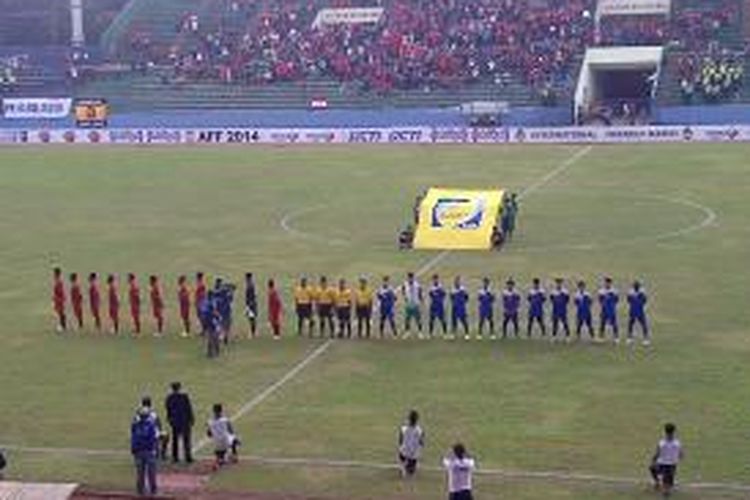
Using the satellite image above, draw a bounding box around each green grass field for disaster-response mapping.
[1,143,749,499]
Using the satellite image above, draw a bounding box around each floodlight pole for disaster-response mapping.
[70,0,85,47]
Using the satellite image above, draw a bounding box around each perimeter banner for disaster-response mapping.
[413,188,504,250]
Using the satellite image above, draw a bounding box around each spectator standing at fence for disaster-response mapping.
[131,407,158,496]
[165,382,194,463]
[443,443,475,500]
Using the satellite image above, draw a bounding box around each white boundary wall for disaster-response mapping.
[0,125,747,145]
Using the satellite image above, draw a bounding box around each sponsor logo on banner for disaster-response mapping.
[146,129,182,144]
[63,131,76,143]
[602,127,683,142]
[431,197,487,230]
[597,0,670,17]
[472,127,507,143]
[695,126,740,141]
[108,129,144,144]
[2,98,72,119]
[88,130,101,143]
[196,129,259,143]
[520,128,599,143]
[348,130,383,143]
[388,129,424,143]
[313,7,384,28]
[268,130,300,143]
[0,130,19,144]
[303,130,337,143]
[431,127,469,143]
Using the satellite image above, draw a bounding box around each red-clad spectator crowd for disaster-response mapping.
[114,0,742,99]
[125,0,597,95]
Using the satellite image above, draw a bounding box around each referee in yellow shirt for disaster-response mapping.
[355,277,374,338]
[335,278,353,339]
[294,277,315,337]
[316,276,336,338]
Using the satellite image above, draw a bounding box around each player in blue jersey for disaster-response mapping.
[477,277,496,339]
[627,280,650,346]
[450,276,470,339]
[550,278,570,341]
[574,280,594,339]
[598,277,620,343]
[502,279,521,338]
[377,276,398,338]
[526,278,546,337]
[428,274,447,337]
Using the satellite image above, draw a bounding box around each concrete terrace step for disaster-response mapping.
[0,481,78,500]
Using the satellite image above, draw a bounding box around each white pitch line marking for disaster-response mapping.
[192,339,332,453]
[3,447,749,493]
[280,207,350,247]
[506,192,718,254]
[412,145,593,276]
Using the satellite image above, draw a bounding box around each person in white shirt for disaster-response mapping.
[443,443,475,500]
[401,272,424,338]
[649,423,684,497]
[206,403,240,469]
[398,410,425,477]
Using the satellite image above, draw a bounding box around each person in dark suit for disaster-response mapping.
[165,381,194,463]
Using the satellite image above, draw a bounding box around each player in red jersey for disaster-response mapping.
[107,274,120,334]
[88,272,102,331]
[128,273,142,335]
[195,272,207,335]
[149,275,165,336]
[70,273,84,329]
[52,267,67,332]
[177,275,191,337]
[268,279,283,340]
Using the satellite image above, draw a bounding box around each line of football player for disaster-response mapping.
[51,268,650,345]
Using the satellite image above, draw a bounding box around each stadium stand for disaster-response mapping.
[0,0,749,123]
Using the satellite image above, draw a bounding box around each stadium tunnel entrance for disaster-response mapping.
[576,46,664,126]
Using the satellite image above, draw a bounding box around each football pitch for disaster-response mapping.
[0,143,749,499]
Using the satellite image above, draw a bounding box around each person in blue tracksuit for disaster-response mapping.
[502,279,521,338]
[598,277,620,343]
[450,276,470,339]
[627,280,650,346]
[526,278,546,337]
[477,277,495,339]
[428,274,448,337]
[549,278,570,340]
[574,280,594,339]
[377,276,398,338]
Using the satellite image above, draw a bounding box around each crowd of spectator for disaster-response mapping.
[678,52,744,103]
[108,0,746,104]
[597,0,739,51]
[135,0,597,97]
